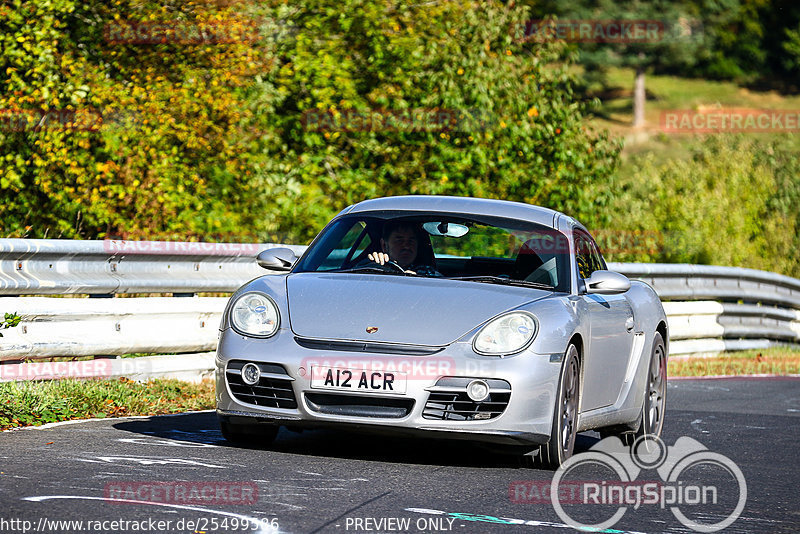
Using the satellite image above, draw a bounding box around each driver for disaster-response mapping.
[367,221,438,275]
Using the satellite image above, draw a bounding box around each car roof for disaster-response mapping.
[340,195,564,228]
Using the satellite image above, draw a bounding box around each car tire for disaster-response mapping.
[528,343,581,469]
[599,332,666,446]
[637,332,667,440]
[219,419,279,448]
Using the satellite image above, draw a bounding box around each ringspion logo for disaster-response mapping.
[548,436,747,532]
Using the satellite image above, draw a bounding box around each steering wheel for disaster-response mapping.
[376,259,408,274]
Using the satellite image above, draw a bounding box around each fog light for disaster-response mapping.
[466,380,490,402]
[241,363,261,385]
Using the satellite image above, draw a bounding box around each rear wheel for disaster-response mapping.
[219,419,279,448]
[530,343,580,469]
[639,332,667,439]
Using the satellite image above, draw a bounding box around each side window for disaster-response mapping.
[318,221,372,270]
[575,231,604,280]
[575,234,593,279]
[588,238,606,272]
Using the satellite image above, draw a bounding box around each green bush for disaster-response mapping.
[0,0,276,240]
[0,312,21,337]
[1,0,620,243]
[608,135,800,277]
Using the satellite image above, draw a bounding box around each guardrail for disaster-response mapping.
[608,262,800,356]
[0,239,798,371]
[0,238,305,295]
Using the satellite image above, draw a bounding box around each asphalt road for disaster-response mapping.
[1,377,798,534]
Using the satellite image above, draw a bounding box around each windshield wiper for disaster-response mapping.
[446,275,555,290]
[335,267,395,274]
[334,266,409,275]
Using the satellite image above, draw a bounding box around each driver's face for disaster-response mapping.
[382,228,418,268]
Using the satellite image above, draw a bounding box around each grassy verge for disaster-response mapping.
[668,347,800,377]
[2,346,796,431]
[0,377,214,431]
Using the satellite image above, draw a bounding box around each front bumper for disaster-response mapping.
[215,328,564,447]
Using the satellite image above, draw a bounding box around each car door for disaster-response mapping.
[575,230,635,411]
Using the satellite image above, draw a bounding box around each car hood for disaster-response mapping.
[286,273,551,346]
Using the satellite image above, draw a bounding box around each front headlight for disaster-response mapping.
[473,312,537,356]
[230,292,280,338]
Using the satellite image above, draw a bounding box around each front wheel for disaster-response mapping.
[530,343,581,469]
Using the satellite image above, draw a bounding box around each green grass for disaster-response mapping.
[668,347,800,377]
[0,377,214,430]
[596,67,800,131]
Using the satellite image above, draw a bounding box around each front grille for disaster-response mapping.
[305,393,414,419]
[226,361,297,409]
[423,377,511,421]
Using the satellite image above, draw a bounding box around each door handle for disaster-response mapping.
[625,316,634,332]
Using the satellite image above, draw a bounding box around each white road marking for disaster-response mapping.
[691,418,711,434]
[89,456,226,468]
[117,437,217,448]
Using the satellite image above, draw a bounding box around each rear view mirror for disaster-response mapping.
[423,221,469,238]
[257,247,298,271]
[585,270,631,295]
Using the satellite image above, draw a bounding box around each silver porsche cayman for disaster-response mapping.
[215,196,668,467]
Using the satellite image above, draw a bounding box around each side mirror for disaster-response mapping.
[257,247,298,271]
[585,270,631,295]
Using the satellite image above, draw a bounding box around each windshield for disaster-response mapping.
[294,212,571,293]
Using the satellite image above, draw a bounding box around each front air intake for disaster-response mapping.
[226,361,297,409]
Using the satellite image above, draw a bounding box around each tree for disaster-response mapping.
[256,0,622,243]
[0,0,277,240]
[1,0,621,244]
[522,0,707,127]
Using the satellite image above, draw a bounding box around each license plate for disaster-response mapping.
[310,366,407,394]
